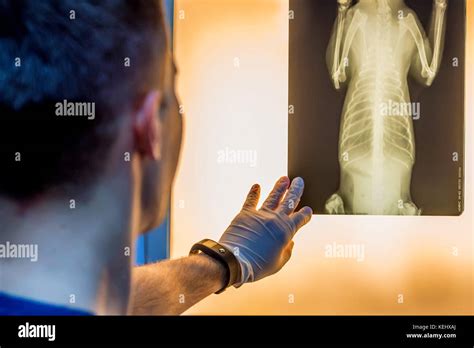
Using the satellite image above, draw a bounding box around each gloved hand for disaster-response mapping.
[219,177,313,287]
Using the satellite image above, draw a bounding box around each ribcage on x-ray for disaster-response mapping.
[339,27,415,171]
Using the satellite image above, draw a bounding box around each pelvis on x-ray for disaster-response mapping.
[288,0,465,216]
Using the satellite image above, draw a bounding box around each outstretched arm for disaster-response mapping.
[406,0,448,86]
[130,177,312,315]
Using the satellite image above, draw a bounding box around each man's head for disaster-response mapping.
[0,0,182,232]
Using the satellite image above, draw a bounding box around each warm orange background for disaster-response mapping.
[171,0,473,314]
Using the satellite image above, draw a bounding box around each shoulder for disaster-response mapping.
[346,4,359,20]
[398,6,419,20]
[346,4,369,22]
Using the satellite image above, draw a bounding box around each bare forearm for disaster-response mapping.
[130,254,226,315]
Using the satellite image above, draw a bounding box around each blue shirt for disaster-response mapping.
[0,292,93,315]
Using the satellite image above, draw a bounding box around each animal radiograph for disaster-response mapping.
[325,0,448,215]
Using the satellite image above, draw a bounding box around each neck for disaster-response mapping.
[0,168,136,314]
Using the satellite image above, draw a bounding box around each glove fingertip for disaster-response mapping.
[302,206,313,217]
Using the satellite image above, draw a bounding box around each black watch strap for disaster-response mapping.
[189,239,241,294]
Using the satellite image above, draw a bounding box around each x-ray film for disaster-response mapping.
[289,0,465,216]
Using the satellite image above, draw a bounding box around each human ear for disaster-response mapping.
[133,90,162,160]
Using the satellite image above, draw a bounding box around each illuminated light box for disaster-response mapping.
[172,0,473,315]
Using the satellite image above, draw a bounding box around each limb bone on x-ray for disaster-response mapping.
[325,0,448,215]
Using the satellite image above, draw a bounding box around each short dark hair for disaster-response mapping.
[0,0,167,200]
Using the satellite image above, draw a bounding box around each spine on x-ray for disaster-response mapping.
[339,3,414,173]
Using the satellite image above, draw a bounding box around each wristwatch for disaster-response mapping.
[189,239,241,294]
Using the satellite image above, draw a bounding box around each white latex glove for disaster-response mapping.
[219,177,313,287]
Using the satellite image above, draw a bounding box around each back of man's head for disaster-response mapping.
[0,0,166,200]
